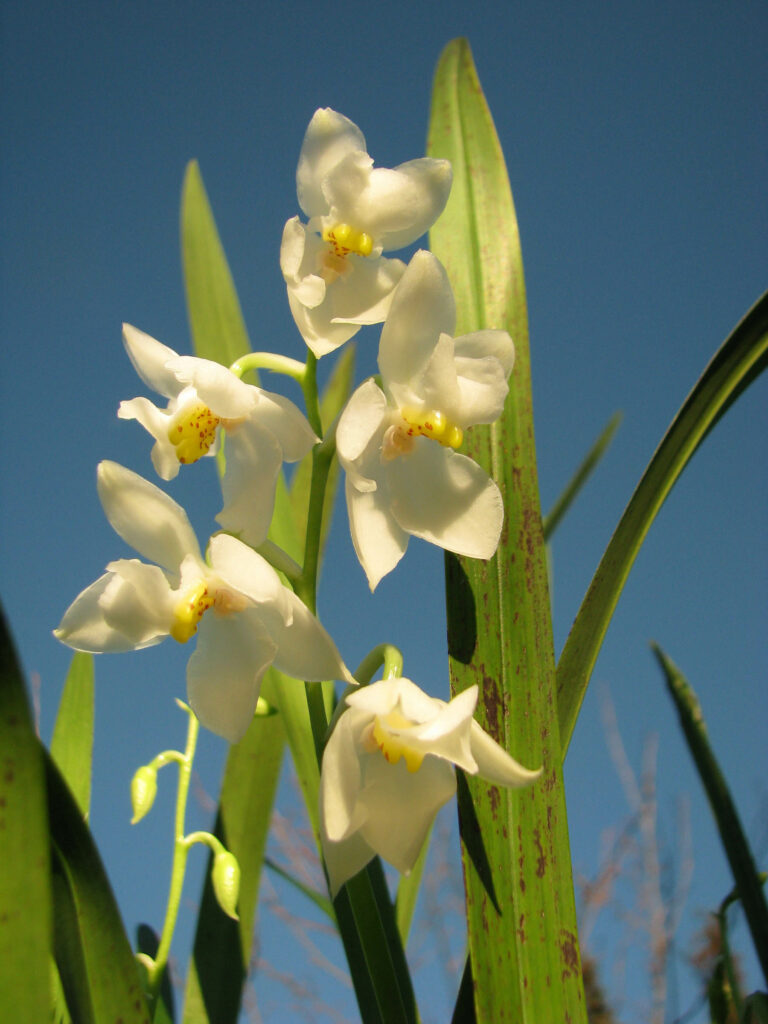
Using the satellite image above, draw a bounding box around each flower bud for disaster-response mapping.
[212,850,240,920]
[130,765,158,824]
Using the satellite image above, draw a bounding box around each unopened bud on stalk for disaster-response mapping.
[212,850,241,920]
[130,765,158,824]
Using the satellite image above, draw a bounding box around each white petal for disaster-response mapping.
[288,291,361,358]
[319,708,369,842]
[400,332,461,424]
[251,391,317,461]
[168,356,256,419]
[122,324,183,399]
[187,610,277,743]
[100,559,174,645]
[269,590,353,683]
[297,109,366,219]
[215,420,283,548]
[325,158,452,251]
[280,218,328,307]
[453,329,515,377]
[97,461,202,571]
[208,533,291,623]
[357,752,456,874]
[345,475,409,591]
[378,251,455,392]
[55,572,163,653]
[336,379,389,466]
[469,720,543,788]
[387,444,503,560]
[321,828,375,899]
[117,397,181,480]
[287,255,404,358]
[453,354,511,426]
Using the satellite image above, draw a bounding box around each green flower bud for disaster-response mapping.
[212,850,241,920]
[130,765,158,824]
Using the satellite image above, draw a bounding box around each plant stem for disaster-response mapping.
[146,706,199,1009]
[229,351,306,382]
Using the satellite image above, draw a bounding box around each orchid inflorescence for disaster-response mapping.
[55,107,540,903]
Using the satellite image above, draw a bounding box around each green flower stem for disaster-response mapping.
[229,351,307,383]
[354,644,404,684]
[145,703,200,1009]
[182,830,227,856]
[148,749,185,771]
[300,351,323,437]
[716,892,745,1018]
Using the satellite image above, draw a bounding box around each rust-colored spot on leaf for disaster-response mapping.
[559,928,580,980]
[532,827,546,878]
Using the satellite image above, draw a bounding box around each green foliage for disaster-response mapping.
[429,38,586,1023]
[51,651,95,818]
[0,607,52,1022]
[557,292,768,756]
[654,644,768,985]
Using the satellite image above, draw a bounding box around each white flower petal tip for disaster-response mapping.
[283,110,451,355]
[319,677,538,894]
[118,326,315,545]
[337,251,513,585]
[55,467,342,743]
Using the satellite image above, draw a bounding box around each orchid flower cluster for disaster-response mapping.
[55,108,540,909]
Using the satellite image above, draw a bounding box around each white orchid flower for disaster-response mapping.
[281,108,452,358]
[117,324,317,547]
[319,676,541,895]
[54,462,351,743]
[336,250,515,590]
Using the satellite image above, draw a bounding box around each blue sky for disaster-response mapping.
[2,1,766,1020]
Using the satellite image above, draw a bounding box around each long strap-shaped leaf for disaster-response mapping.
[50,651,95,818]
[557,291,768,756]
[429,39,586,1022]
[653,644,768,984]
[0,607,52,1021]
[46,732,149,1022]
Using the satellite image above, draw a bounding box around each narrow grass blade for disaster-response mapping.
[543,411,622,541]
[264,856,334,920]
[181,161,253,366]
[0,608,51,1022]
[429,38,586,1022]
[557,292,768,755]
[653,643,768,984]
[47,747,149,1023]
[50,651,94,818]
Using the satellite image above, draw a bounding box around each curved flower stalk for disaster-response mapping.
[280,107,452,358]
[118,324,317,546]
[54,462,351,743]
[319,676,541,895]
[336,249,515,589]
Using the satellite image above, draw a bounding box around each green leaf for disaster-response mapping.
[181,692,286,1024]
[429,38,586,1023]
[50,651,95,818]
[0,607,51,1022]
[653,644,768,985]
[47,747,149,1023]
[335,860,418,1024]
[395,820,432,946]
[181,160,253,367]
[542,411,622,541]
[557,291,768,755]
[264,856,334,920]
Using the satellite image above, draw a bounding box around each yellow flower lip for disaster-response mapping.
[168,400,220,465]
[322,222,374,259]
[401,408,463,449]
[372,708,425,773]
[170,580,215,644]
